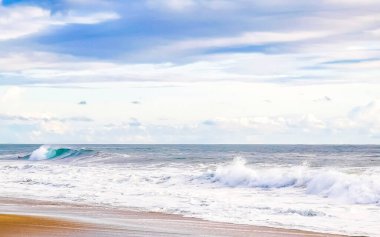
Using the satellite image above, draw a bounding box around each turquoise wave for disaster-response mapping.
[21,146,94,160]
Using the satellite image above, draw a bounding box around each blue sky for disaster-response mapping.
[1,0,380,143]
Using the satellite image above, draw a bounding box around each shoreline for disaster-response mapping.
[0,197,350,237]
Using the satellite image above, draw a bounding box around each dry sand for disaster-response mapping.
[0,197,348,237]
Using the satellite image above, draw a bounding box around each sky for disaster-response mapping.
[1,0,380,144]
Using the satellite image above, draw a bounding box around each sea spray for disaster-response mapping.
[29,145,51,160]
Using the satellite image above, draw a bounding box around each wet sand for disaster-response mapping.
[0,214,106,237]
[0,197,348,237]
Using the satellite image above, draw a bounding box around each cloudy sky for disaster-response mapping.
[1,0,380,144]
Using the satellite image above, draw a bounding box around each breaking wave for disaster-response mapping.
[26,145,94,161]
[204,157,380,204]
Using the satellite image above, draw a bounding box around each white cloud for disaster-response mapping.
[369,28,380,36]
[0,51,318,84]
[146,0,195,11]
[324,0,380,6]
[0,86,24,102]
[158,31,332,53]
[53,11,119,25]
[215,114,327,133]
[2,0,380,144]
[145,0,235,11]
[2,101,380,144]
[40,120,68,134]
[0,6,49,41]
[0,4,119,41]
[0,48,379,86]
[349,100,380,133]
[2,0,380,86]
[0,112,93,123]
[65,0,111,5]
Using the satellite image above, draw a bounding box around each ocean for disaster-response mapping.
[0,144,379,236]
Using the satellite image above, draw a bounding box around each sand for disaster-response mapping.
[0,197,349,237]
[0,214,104,237]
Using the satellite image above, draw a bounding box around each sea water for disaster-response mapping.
[0,144,379,236]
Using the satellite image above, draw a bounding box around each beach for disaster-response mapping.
[0,197,348,237]
[1,145,379,236]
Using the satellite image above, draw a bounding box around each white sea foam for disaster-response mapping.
[1,155,380,236]
[206,157,380,204]
[29,145,50,161]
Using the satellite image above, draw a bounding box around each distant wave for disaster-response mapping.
[204,157,380,204]
[26,145,94,161]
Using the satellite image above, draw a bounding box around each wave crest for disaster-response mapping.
[28,145,93,161]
